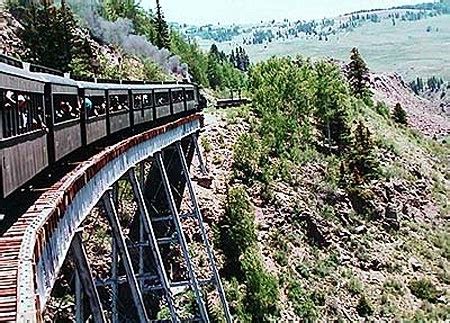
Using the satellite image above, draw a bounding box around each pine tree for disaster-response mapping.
[344,121,379,185]
[154,0,170,49]
[229,49,236,67]
[347,47,371,98]
[206,55,221,90]
[209,44,220,60]
[19,2,95,74]
[393,102,408,125]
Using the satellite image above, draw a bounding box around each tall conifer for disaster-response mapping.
[154,0,170,49]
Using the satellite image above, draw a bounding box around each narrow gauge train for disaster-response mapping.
[0,54,202,199]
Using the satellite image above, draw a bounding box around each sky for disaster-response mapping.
[141,0,429,25]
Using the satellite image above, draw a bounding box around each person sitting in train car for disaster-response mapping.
[134,95,142,109]
[110,96,119,111]
[32,105,49,133]
[57,101,78,122]
[83,97,98,118]
[142,94,150,108]
[17,94,30,132]
[99,99,107,115]
[158,96,165,106]
[117,97,129,111]
[3,91,16,136]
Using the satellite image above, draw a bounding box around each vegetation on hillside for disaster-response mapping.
[179,0,450,46]
[6,0,246,91]
[213,50,449,320]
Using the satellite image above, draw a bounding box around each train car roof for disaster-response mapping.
[0,61,46,83]
[76,80,196,90]
[33,72,78,87]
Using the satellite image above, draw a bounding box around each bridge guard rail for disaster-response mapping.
[0,114,203,322]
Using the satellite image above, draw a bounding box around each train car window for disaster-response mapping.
[142,93,153,109]
[155,92,169,107]
[86,96,107,118]
[54,94,80,124]
[171,90,184,104]
[1,89,46,138]
[186,90,195,101]
[133,94,143,110]
[109,95,129,113]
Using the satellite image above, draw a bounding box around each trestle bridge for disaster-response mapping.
[0,55,231,322]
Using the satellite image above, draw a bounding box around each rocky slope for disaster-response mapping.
[370,72,450,139]
[0,8,154,80]
[195,105,449,321]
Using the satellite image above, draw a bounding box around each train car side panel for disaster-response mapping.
[86,116,107,145]
[54,122,82,160]
[1,134,48,197]
[110,111,130,134]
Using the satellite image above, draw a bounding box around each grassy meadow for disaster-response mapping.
[201,15,450,82]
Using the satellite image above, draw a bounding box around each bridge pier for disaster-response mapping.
[70,231,106,323]
[59,138,230,322]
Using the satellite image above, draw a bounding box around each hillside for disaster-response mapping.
[203,14,450,83]
[370,72,450,138]
[195,57,450,321]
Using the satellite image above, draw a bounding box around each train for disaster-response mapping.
[0,54,204,199]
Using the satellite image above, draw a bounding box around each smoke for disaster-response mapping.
[84,13,188,78]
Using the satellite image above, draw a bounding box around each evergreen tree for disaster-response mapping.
[345,121,379,185]
[102,0,140,22]
[154,0,170,49]
[393,102,408,125]
[207,45,221,89]
[209,44,220,60]
[347,47,371,98]
[19,2,92,73]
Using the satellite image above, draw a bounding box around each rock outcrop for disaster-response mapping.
[370,72,450,138]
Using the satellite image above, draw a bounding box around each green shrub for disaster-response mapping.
[408,278,440,302]
[375,101,391,119]
[143,59,165,81]
[347,276,363,295]
[288,280,318,320]
[356,295,374,317]
[201,136,213,153]
[233,134,263,182]
[219,187,257,270]
[241,248,279,321]
[383,278,404,296]
[224,278,251,322]
[393,102,408,125]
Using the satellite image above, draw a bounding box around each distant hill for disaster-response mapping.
[177,2,449,83]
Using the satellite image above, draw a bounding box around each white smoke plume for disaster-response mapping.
[84,13,188,78]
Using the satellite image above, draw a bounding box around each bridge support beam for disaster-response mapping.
[70,231,106,323]
[128,167,179,322]
[102,190,149,323]
[192,133,208,175]
[176,141,232,323]
[155,151,210,322]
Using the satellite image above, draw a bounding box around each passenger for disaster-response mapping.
[17,95,29,131]
[158,96,165,106]
[84,97,98,117]
[110,96,119,111]
[57,101,77,122]
[4,91,16,136]
[134,95,142,109]
[32,106,48,133]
